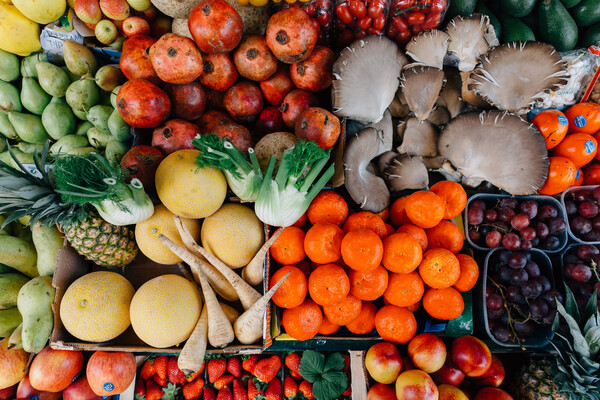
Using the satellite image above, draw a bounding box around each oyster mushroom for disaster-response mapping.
[436,68,466,118]
[344,127,390,212]
[469,42,569,114]
[405,30,450,69]
[332,36,407,123]
[427,107,450,127]
[366,109,393,156]
[378,150,397,174]
[400,66,445,121]
[460,70,491,109]
[438,111,549,195]
[385,154,429,192]
[446,14,499,72]
[398,118,439,158]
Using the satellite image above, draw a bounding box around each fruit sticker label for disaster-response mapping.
[558,115,568,125]
[575,115,588,127]
[585,140,596,154]
[104,382,114,392]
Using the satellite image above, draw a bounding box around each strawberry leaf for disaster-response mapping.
[299,350,325,383]
[323,353,345,373]
[313,372,348,400]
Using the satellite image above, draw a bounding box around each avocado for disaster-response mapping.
[571,0,600,28]
[520,10,540,36]
[560,0,582,7]
[500,0,537,17]
[475,2,502,39]
[538,0,579,51]
[580,22,600,47]
[446,0,477,18]
[500,13,536,42]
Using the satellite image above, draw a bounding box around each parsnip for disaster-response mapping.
[241,228,283,286]
[219,302,241,324]
[178,305,208,375]
[196,267,235,348]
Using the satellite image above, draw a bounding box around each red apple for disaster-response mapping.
[367,383,396,400]
[451,336,492,377]
[473,355,505,387]
[117,78,171,128]
[0,384,16,399]
[29,348,84,392]
[86,351,136,396]
[365,342,403,385]
[431,358,465,387]
[122,16,150,37]
[407,333,447,373]
[438,384,469,400]
[63,376,102,400]
[17,375,62,400]
[395,370,438,400]
[0,337,29,389]
[152,119,200,155]
[119,35,159,84]
[474,387,513,400]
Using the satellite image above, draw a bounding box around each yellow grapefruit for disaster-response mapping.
[129,274,201,348]
[155,149,227,219]
[201,203,264,269]
[135,204,201,265]
[59,271,135,342]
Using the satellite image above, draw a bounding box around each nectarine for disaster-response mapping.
[408,333,447,373]
[365,342,403,384]
[367,383,397,400]
[473,355,505,387]
[395,370,438,400]
[431,359,465,387]
[438,384,469,400]
[451,336,492,377]
[474,387,513,400]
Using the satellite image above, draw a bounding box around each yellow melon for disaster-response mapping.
[201,203,264,269]
[129,274,201,348]
[60,271,135,343]
[155,149,227,219]
[135,204,201,265]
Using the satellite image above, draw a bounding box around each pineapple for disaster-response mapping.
[517,287,600,400]
[0,144,138,268]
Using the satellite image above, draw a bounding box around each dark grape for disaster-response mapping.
[574,189,593,203]
[498,266,514,284]
[522,280,543,298]
[542,309,558,325]
[502,233,521,251]
[500,198,518,209]
[468,229,482,243]
[490,325,510,342]
[571,216,593,236]
[579,202,599,219]
[485,209,498,223]
[525,252,532,261]
[593,187,600,202]
[533,222,550,239]
[499,250,511,264]
[498,207,516,223]
[542,236,561,251]
[565,200,578,215]
[511,269,529,286]
[541,289,563,308]
[564,254,582,264]
[508,252,527,269]
[593,216,600,230]
[583,230,600,242]
[570,264,592,282]
[511,214,530,230]
[485,286,495,298]
[564,263,577,280]
[535,276,552,292]
[532,237,540,247]
[519,200,538,219]
[521,239,533,251]
[487,307,506,320]
[486,231,502,248]
[538,205,558,220]
[524,261,540,278]
[548,218,567,235]
[470,199,487,210]
[492,221,510,233]
[521,227,536,241]
[506,286,524,303]
[480,225,492,237]
[514,321,535,337]
[467,207,485,225]
[530,299,549,319]
[577,245,599,260]
[487,293,504,310]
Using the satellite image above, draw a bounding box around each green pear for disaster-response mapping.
[0,148,22,166]
[17,142,42,153]
[66,77,100,114]
[0,81,21,112]
[8,112,51,143]
[9,152,34,168]
[87,127,113,149]
[50,135,89,155]
[86,105,112,133]
[0,111,17,140]
[36,62,71,97]
[0,49,20,82]
[67,147,96,156]
[63,40,98,76]
[20,52,47,78]
[42,97,76,140]
[72,108,88,121]
[109,37,125,52]
[108,109,131,141]
[61,66,80,83]
[110,85,120,109]
[75,120,93,136]
[105,140,129,163]
[20,77,50,115]
[95,65,124,92]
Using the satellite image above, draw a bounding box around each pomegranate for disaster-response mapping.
[163,82,206,121]
[256,106,286,135]
[199,53,238,91]
[117,78,171,128]
[149,33,203,84]
[205,88,227,111]
[188,0,243,54]
[214,121,253,152]
[290,45,334,92]
[224,81,263,123]
[280,89,318,128]
[152,119,200,155]
[233,35,278,82]
[295,107,340,149]
[199,110,232,132]
[120,145,164,191]
[266,8,318,63]
[119,35,160,84]
[260,64,295,106]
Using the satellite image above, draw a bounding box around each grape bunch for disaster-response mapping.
[467,197,566,251]
[485,250,562,345]
[564,186,600,242]
[563,244,600,310]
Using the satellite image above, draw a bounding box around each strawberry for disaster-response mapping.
[208,358,227,383]
[298,381,313,400]
[284,377,297,399]
[146,379,163,400]
[343,354,350,374]
[154,373,168,387]
[215,375,235,390]
[242,355,258,374]
[134,378,145,398]
[284,353,301,377]
[227,357,242,378]
[342,384,352,397]
[290,370,302,381]
[162,382,181,400]
[183,377,205,400]
[204,386,217,400]
[140,358,156,380]
[248,379,263,400]
[265,379,282,400]
[168,356,187,385]
[187,368,204,383]
[217,385,233,400]
[233,378,248,400]
[254,355,281,383]
[154,355,169,380]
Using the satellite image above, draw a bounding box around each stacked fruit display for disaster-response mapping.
[562,244,600,310]
[365,335,513,400]
[466,196,567,251]
[484,249,560,345]
[269,182,478,344]
[563,185,600,242]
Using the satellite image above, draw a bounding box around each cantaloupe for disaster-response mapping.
[201,203,264,269]
[129,274,201,348]
[60,271,135,343]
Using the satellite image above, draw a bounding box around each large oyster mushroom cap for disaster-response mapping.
[398,118,439,158]
[438,111,549,195]
[446,14,498,72]
[400,66,445,121]
[469,42,569,115]
[437,68,466,119]
[385,154,429,192]
[405,30,450,69]
[332,36,407,123]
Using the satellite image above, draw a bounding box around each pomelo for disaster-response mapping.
[201,203,264,269]
[60,271,135,342]
[129,274,201,348]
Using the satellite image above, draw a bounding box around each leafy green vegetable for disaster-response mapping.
[299,351,349,400]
